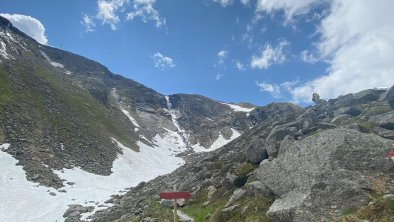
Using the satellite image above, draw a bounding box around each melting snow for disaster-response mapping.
[0,143,10,150]
[0,137,185,222]
[221,102,254,112]
[0,40,10,60]
[121,108,140,131]
[40,50,71,75]
[192,129,240,153]
[165,96,184,133]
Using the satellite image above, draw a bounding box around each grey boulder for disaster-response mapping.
[256,128,393,222]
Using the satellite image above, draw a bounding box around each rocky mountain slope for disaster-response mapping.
[0,15,268,222]
[0,15,258,188]
[1,15,394,222]
[89,87,394,222]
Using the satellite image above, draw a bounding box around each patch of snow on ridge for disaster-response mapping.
[121,108,140,131]
[40,50,71,75]
[0,40,9,60]
[0,143,10,150]
[0,138,185,222]
[192,129,241,153]
[222,102,254,112]
[165,96,184,133]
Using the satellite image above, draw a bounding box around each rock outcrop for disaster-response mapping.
[256,128,394,221]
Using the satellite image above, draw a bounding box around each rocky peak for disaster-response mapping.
[0,16,12,28]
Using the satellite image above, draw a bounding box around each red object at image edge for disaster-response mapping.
[160,192,192,199]
[387,150,394,158]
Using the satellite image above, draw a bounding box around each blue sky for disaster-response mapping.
[1,0,393,106]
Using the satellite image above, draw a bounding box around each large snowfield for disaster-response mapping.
[0,128,240,222]
[0,98,241,222]
[0,136,185,222]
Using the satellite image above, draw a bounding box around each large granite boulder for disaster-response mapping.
[244,140,268,164]
[256,128,394,222]
[369,111,394,130]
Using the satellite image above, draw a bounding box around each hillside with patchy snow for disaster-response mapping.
[0,15,263,222]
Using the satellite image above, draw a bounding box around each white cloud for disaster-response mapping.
[250,40,289,69]
[256,80,299,98]
[299,50,317,63]
[0,13,48,45]
[256,0,323,22]
[292,0,394,102]
[126,0,165,28]
[215,50,228,67]
[234,60,245,71]
[152,52,175,70]
[81,14,96,32]
[213,0,234,7]
[96,0,127,30]
[83,0,164,31]
[217,50,227,58]
[240,0,250,6]
[255,1,394,103]
[216,74,224,80]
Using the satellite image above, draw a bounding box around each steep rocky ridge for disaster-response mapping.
[89,86,394,222]
[0,14,258,191]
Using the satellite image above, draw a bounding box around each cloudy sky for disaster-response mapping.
[1,0,393,105]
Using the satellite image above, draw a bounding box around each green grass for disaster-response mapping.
[0,66,13,105]
[182,186,272,222]
[32,65,135,147]
[234,162,256,177]
[209,195,271,222]
[120,200,175,222]
[182,197,227,222]
[206,161,224,173]
[142,200,175,222]
[342,208,355,216]
[339,192,394,222]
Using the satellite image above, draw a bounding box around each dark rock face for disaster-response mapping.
[168,94,253,148]
[330,89,387,109]
[256,129,394,221]
[369,111,394,130]
[244,141,268,164]
[333,107,361,117]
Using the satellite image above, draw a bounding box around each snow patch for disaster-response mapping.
[177,210,194,222]
[192,129,241,153]
[0,143,10,150]
[0,136,185,222]
[40,50,71,74]
[0,40,10,60]
[121,108,140,131]
[165,96,184,133]
[221,102,255,112]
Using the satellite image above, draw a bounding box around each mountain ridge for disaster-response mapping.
[0,13,261,199]
[1,15,393,222]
